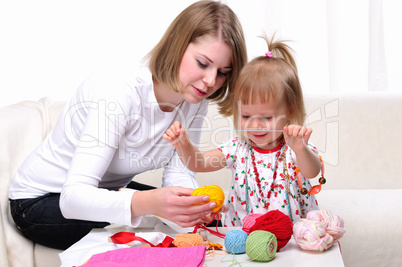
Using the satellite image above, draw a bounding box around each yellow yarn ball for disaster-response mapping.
[191,185,225,212]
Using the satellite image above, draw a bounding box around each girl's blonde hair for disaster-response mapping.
[147,0,247,114]
[233,35,306,133]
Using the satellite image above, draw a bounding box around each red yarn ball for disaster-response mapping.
[248,210,293,251]
[242,213,264,235]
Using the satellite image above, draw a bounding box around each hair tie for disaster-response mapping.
[265,51,273,58]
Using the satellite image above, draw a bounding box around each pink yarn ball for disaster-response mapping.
[242,213,263,235]
[293,210,346,252]
[306,210,345,241]
[293,219,334,252]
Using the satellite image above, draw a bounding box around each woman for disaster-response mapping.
[9,0,247,250]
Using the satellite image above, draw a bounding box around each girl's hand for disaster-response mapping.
[200,204,228,224]
[283,125,321,178]
[163,121,186,148]
[131,187,217,228]
[283,125,313,153]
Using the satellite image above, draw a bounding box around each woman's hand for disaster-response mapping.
[131,187,217,228]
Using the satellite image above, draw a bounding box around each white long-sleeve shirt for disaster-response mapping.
[9,65,207,227]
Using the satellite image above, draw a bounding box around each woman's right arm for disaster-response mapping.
[163,121,226,172]
[61,106,216,228]
[60,87,135,226]
[130,186,217,228]
[61,73,219,228]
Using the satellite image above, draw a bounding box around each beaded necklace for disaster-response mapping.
[281,145,297,221]
[245,138,286,213]
[245,138,325,221]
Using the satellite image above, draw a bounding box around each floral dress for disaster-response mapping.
[218,137,320,226]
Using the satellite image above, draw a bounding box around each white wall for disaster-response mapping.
[0,0,198,106]
[1,0,401,107]
[0,0,315,107]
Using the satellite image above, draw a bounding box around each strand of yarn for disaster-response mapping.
[248,210,293,251]
[194,222,226,239]
[242,213,263,235]
[246,230,277,262]
[306,210,345,241]
[293,219,334,252]
[187,129,283,132]
[173,233,205,247]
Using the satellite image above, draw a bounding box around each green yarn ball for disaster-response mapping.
[246,230,277,262]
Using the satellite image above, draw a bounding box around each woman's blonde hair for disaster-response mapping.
[233,35,306,133]
[147,0,247,114]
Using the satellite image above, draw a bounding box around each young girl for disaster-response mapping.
[8,1,247,249]
[164,35,322,226]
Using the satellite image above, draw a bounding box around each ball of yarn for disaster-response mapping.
[173,233,205,247]
[191,185,225,212]
[224,230,248,254]
[306,210,345,241]
[242,213,263,235]
[293,219,334,252]
[248,210,293,251]
[246,230,277,262]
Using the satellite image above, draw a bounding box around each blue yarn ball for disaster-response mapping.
[224,230,248,254]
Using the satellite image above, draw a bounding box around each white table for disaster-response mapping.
[200,227,344,267]
[59,218,344,267]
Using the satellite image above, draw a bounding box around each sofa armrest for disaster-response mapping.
[0,98,64,267]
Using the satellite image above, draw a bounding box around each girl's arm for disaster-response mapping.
[163,121,226,172]
[283,125,321,178]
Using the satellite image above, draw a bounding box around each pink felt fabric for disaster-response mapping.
[79,246,206,267]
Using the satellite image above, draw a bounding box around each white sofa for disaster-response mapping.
[1,93,402,267]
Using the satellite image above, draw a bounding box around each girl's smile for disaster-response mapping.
[251,132,268,139]
[240,96,290,150]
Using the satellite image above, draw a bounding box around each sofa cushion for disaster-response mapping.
[34,244,62,267]
[318,189,402,267]
[304,92,402,190]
